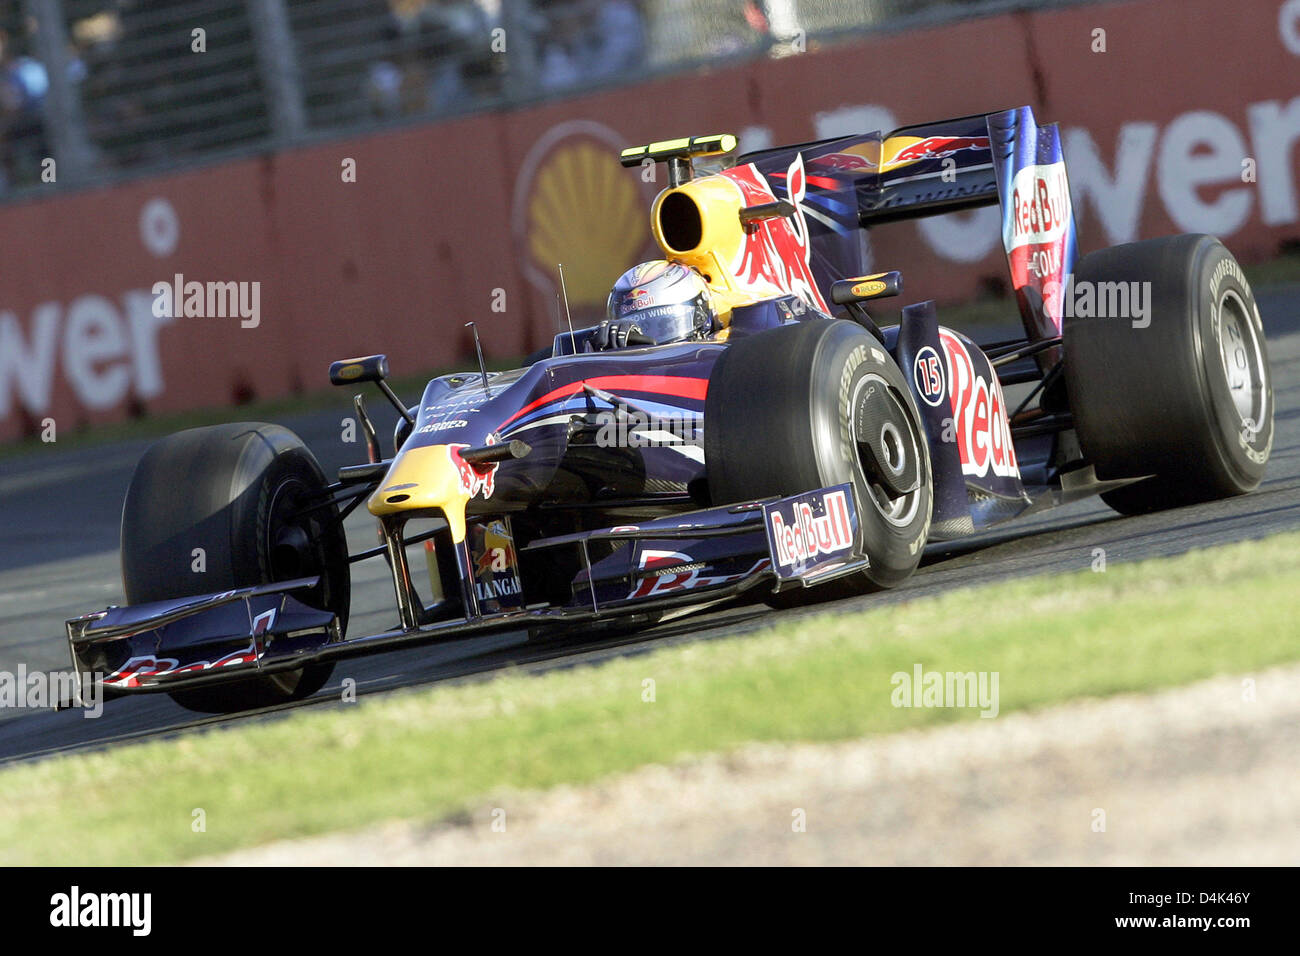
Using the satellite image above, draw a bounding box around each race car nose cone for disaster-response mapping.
[367,444,479,543]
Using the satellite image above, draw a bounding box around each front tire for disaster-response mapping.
[1063,234,1273,515]
[705,320,932,604]
[121,423,348,712]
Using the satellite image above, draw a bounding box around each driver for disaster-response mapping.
[593,260,718,350]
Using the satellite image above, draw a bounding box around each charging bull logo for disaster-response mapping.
[809,150,875,174]
[721,154,831,313]
[448,441,498,500]
[622,287,654,313]
[938,330,1020,481]
[883,135,990,168]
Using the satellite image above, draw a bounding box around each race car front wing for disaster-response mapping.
[63,483,865,704]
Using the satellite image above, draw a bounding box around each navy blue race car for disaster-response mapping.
[65,106,1273,712]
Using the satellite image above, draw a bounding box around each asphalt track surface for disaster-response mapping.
[1,288,1297,765]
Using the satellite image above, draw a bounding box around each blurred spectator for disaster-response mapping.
[96,1,267,164]
[294,0,402,125]
[589,0,646,79]
[0,0,978,195]
[364,0,504,117]
[537,0,585,90]
[537,0,646,92]
[648,0,768,63]
[364,13,407,117]
[414,0,495,110]
[0,26,50,191]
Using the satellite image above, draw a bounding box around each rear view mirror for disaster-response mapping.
[329,354,389,386]
[830,271,902,305]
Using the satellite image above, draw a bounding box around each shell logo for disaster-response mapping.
[513,121,651,313]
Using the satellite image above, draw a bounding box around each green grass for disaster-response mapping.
[1245,250,1300,287]
[2,531,1298,865]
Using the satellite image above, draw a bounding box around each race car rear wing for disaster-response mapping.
[736,106,1078,344]
[740,111,998,227]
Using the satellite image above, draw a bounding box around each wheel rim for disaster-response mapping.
[265,477,319,582]
[265,668,309,695]
[260,477,334,695]
[850,373,924,527]
[1215,289,1268,435]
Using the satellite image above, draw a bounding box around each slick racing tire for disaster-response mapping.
[121,423,348,713]
[705,319,932,606]
[1063,234,1273,515]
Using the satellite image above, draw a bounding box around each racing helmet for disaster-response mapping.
[599,260,716,349]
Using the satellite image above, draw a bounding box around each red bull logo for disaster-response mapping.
[1008,162,1071,247]
[448,442,498,500]
[1004,160,1073,327]
[938,330,1020,481]
[722,155,830,313]
[768,489,854,569]
[809,150,876,173]
[622,287,655,313]
[885,135,990,167]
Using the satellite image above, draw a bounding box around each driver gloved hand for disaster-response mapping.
[592,319,653,350]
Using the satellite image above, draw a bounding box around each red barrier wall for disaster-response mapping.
[2,0,1298,440]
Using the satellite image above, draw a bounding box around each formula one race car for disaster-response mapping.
[65,106,1273,713]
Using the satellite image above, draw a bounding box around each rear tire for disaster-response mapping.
[705,320,932,605]
[121,423,348,712]
[1063,234,1273,515]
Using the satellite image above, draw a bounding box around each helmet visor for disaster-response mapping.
[613,302,699,345]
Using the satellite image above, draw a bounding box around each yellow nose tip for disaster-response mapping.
[367,445,471,543]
